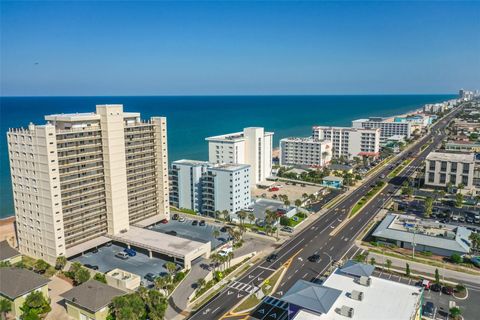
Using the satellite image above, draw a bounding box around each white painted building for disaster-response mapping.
[206,127,273,185]
[279,137,332,167]
[170,160,251,216]
[7,105,170,264]
[313,126,380,159]
[352,117,411,142]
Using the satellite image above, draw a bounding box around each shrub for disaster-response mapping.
[369,241,379,247]
[280,216,291,226]
[450,254,463,264]
[174,272,186,283]
[93,273,107,284]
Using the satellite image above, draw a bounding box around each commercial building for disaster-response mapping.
[279,137,332,167]
[282,260,423,320]
[170,160,251,217]
[352,117,411,142]
[394,114,432,127]
[372,213,472,256]
[445,141,480,153]
[0,267,50,319]
[206,127,273,184]
[61,280,125,320]
[312,126,380,159]
[424,152,480,194]
[7,105,170,264]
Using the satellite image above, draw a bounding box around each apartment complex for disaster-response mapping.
[170,160,251,216]
[206,127,273,185]
[279,137,332,167]
[7,105,169,263]
[352,117,411,142]
[313,126,380,159]
[424,152,480,193]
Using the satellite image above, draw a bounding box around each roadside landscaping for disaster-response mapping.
[387,158,413,178]
[350,181,386,217]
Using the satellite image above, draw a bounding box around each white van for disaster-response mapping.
[218,247,233,257]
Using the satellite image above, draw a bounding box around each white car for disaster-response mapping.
[178,217,186,222]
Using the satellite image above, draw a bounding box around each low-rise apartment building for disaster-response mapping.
[206,127,273,184]
[352,117,411,142]
[170,160,251,216]
[7,105,170,264]
[312,126,380,159]
[424,152,480,194]
[279,137,332,167]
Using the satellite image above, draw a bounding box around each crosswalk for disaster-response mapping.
[229,281,257,293]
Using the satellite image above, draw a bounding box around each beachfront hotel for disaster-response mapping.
[352,117,411,142]
[205,127,273,185]
[312,126,380,159]
[7,105,170,264]
[279,137,332,167]
[170,160,251,217]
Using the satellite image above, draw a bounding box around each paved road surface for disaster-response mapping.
[188,105,462,320]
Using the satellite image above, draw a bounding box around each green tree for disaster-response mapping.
[0,299,12,320]
[434,268,440,284]
[450,253,463,264]
[280,216,291,226]
[74,268,91,285]
[145,289,167,320]
[33,259,49,274]
[369,257,376,266]
[196,278,206,289]
[469,232,480,254]
[424,197,433,218]
[294,199,302,207]
[405,263,411,277]
[165,262,177,276]
[449,307,462,320]
[237,211,247,225]
[248,213,256,225]
[354,254,367,263]
[455,192,464,208]
[20,291,51,319]
[385,259,392,271]
[212,229,220,239]
[111,293,146,320]
[55,256,67,271]
[93,273,107,284]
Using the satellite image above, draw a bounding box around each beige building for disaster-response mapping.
[279,137,332,167]
[7,105,170,264]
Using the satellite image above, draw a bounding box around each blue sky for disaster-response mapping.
[1,1,479,96]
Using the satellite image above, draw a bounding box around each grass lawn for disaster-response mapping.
[233,294,261,313]
[290,214,306,227]
[262,268,284,296]
[387,158,413,178]
[349,182,386,217]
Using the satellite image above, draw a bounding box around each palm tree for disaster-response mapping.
[196,278,206,289]
[385,259,392,271]
[237,211,247,226]
[469,232,480,254]
[248,213,256,225]
[227,251,234,269]
[222,210,229,222]
[214,210,221,220]
[165,261,177,276]
[0,299,12,320]
[212,229,220,239]
[302,193,309,199]
[294,199,302,207]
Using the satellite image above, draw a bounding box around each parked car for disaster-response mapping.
[172,213,179,220]
[266,254,278,262]
[105,242,112,247]
[199,220,206,226]
[166,230,177,236]
[220,226,228,233]
[115,252,129,260]
[145,273,157,282]
[308,254,321,263]
[91,248,99,254]
[124,248,137,256]
[281,226,294,233]
[430,283,441,292]
[192,220,198,226]
[420,279,431,290]
[178,217,186,223]
[160,219,169,224]
[84,264,99,270]
[442,286,454,295]
[423,302,436,318]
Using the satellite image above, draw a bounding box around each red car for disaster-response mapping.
[160,219,169,224]
[269,187,279,192]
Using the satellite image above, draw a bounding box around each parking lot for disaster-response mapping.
[372,269,480,320]
[149,218,227,249]
[72,243,170,285]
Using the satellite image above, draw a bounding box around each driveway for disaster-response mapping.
[45,275,73,320]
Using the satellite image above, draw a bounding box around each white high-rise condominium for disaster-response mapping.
[7,105,169,263]
[170,160,251,216]
[279,137,332,167]
[351,117,411,142]
[206,127,273,185]
[312,126,380,159]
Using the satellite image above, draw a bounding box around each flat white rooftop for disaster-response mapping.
[109,226,209,259]
[293,271,422,320]
[426,151,475,162]
[45,113,100,122]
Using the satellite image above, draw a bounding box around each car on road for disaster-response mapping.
[124,248,137,256]
[178,216,186,222]
[199,220,206,226]
[115,252,129,260]
[423,302,436,318]
[442,286,453,295]
[266,254,278,262]
[145,273,157,282]
[84,264,99,270]
[192,220,198,226]
[308,254,321,263]
[172,213,179,220]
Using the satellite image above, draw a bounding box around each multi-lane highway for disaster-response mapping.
[189,105,462,320]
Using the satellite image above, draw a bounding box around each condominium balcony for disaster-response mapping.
[60,178,105,193]
[64,218,108,234]
[62,194,107,210]
[61,186,106,202]
[60,165,104,178]
[62,201,106,216]
[127,167,156,178]
[57,148,103,160]
[58,157,104,169]
[63,210,107,227]
[56,135,102,143]
[60,171,104,184]
[57,142,102,152]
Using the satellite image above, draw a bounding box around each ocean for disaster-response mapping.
[0,94,455,218]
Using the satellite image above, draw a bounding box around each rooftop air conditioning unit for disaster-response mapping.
[351,290,364,301]
[340,306,354,318]
[359,276,371,287]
